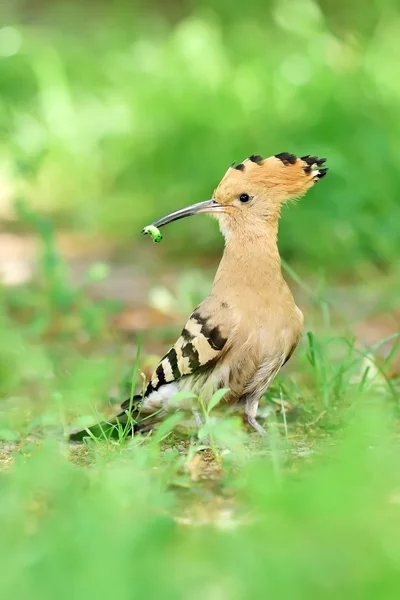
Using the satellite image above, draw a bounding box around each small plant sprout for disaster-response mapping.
[142,225,163,243]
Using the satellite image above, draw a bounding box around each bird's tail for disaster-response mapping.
[69,395,143,442]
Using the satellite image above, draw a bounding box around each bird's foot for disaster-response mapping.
[247,416,268,437]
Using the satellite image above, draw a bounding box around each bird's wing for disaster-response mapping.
[73,304,231,439]
[146,306,230,395]
[128,303,231,407]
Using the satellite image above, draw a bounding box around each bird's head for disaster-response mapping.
[144,153,328,239]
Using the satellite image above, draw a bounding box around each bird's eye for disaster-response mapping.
[239,193,250,203]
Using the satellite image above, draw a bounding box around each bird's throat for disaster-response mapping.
[212,222,285,298]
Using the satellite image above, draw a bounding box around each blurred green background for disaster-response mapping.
[1,2,400,599]
[1,0,400,273]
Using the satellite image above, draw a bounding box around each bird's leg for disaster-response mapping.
[244,396,268,437]
[192,409,213,447]
[192,409,204,429]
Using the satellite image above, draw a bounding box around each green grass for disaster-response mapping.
[1,0,400,597]
[1,336,400,599]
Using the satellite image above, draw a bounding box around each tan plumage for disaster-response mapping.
[70,152,328,441]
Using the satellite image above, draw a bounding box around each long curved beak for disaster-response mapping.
[142,199,223,232]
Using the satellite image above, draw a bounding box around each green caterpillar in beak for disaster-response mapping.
[143,225,163,243]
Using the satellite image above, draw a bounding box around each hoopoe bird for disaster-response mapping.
[70,152,328,441]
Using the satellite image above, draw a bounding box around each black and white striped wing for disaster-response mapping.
[144,308,229,397]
